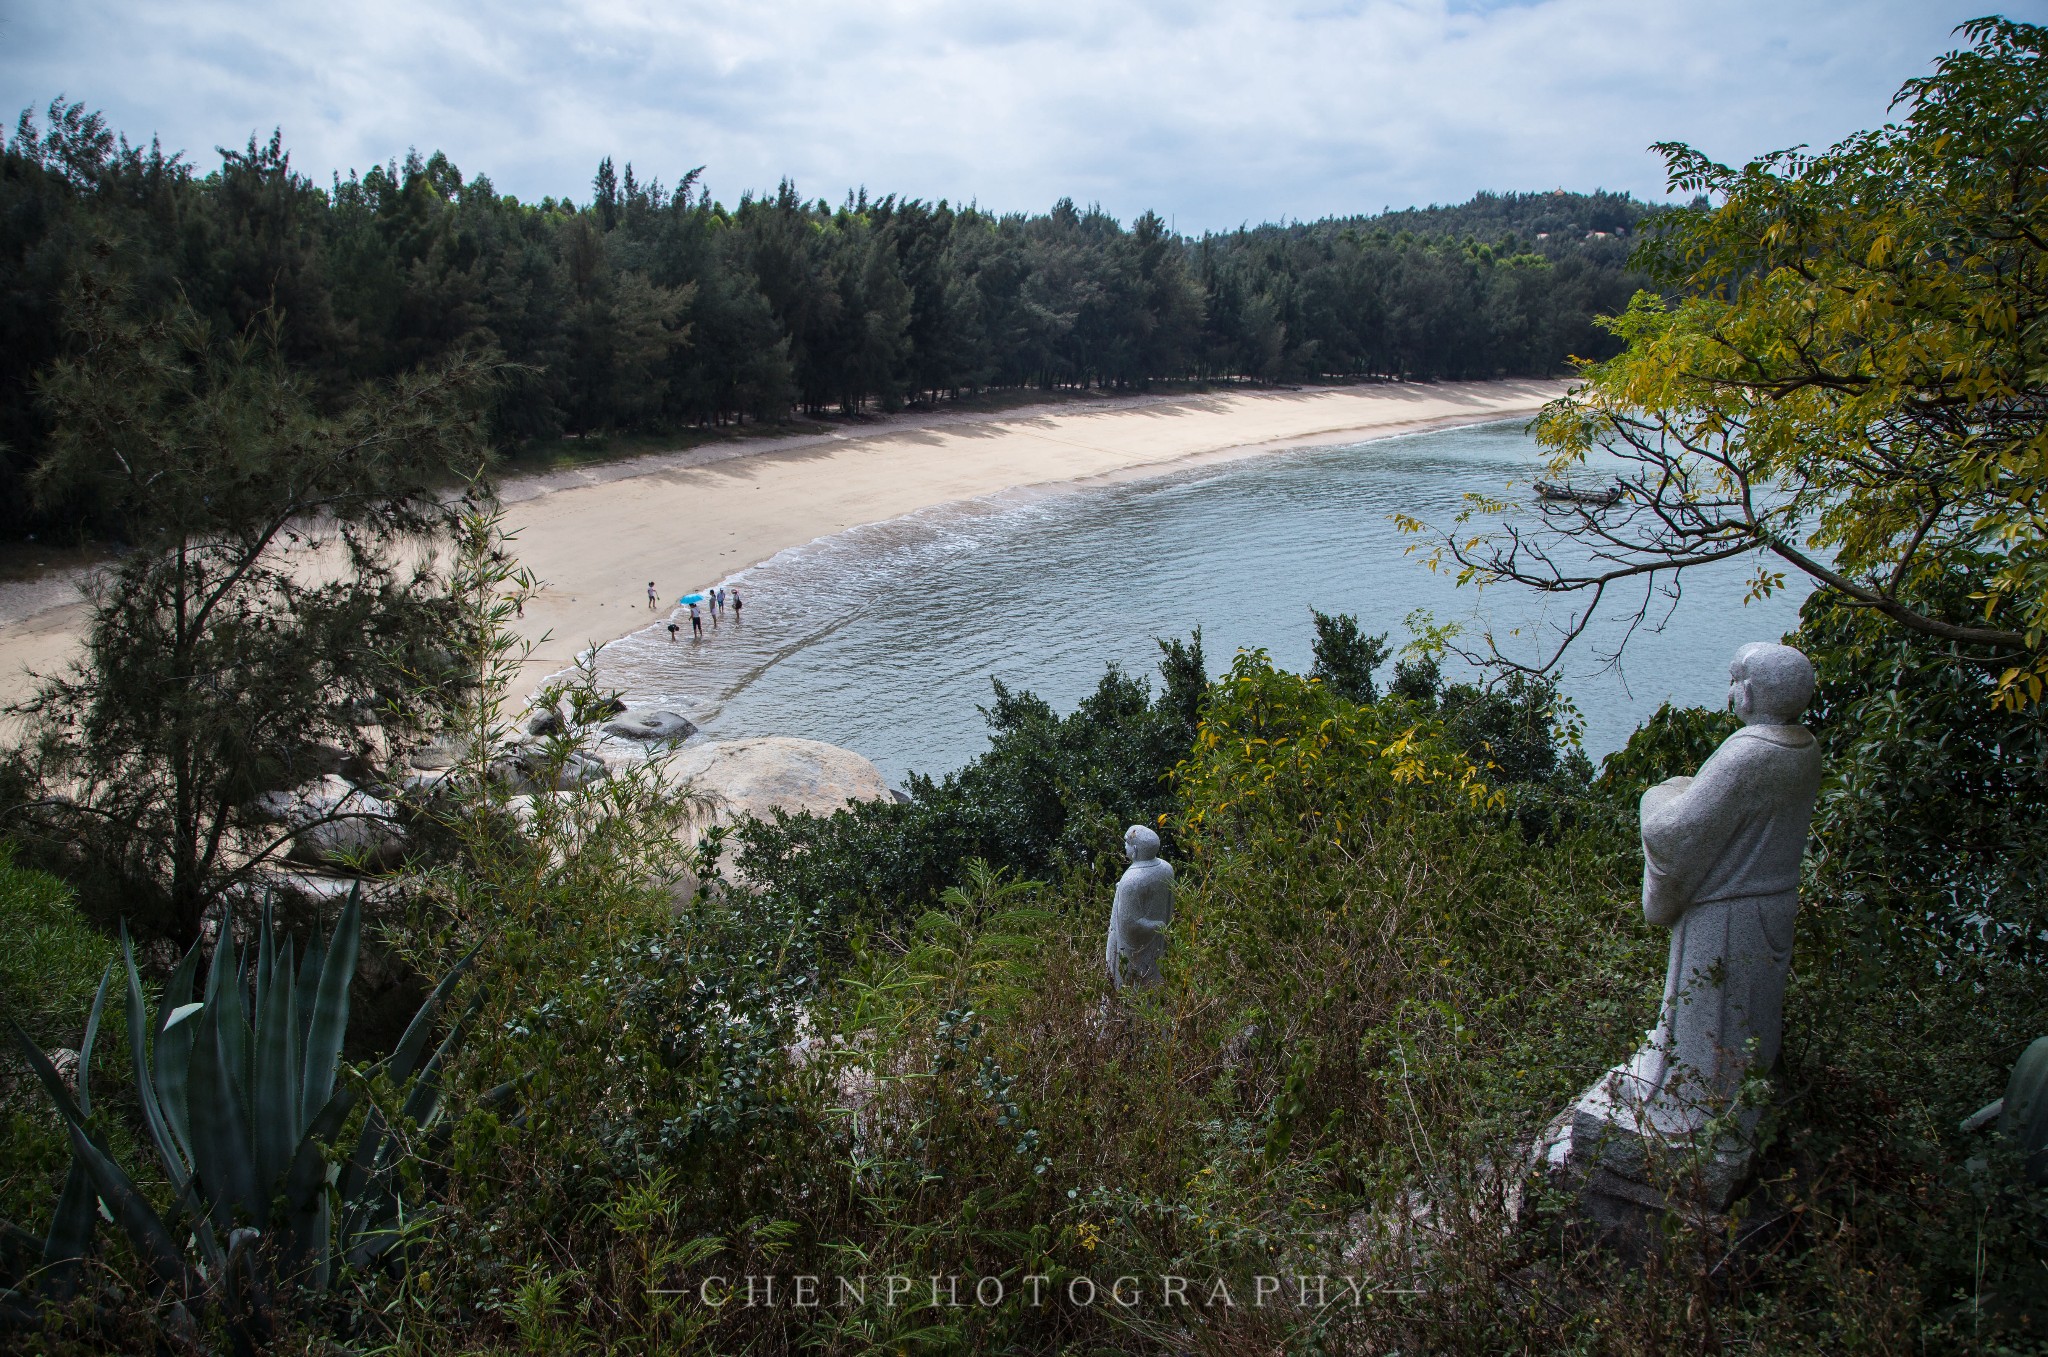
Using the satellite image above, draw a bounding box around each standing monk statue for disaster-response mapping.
[1618,641,1823,1133]
[1106,825,1175,991]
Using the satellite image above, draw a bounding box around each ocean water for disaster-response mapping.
[583,419,1812,786]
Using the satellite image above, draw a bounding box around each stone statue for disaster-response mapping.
[1106,825,1175,990]
[1537,642,1823,1228]
[1617,641,1823,1132]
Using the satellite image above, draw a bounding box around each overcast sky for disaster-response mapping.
[2,1,2037,232]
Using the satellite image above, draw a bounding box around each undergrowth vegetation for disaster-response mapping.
[1,479,2042,1353]
[7,568,2044,1350]
[317,636,2048,1350]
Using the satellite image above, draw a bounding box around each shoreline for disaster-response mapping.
[0,380,1564,711]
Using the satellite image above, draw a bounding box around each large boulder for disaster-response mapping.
[654,737,891,836]
[407,734,470,770]
[257,774,409,871]
[489,740,609,795]
[603,709,697,743]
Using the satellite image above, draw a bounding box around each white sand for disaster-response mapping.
[0,380,1562,709]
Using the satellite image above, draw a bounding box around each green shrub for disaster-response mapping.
[0,848,115,1050]
[0,849,118,1243]
[736,634,1208,936]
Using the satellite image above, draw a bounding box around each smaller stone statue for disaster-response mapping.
[1106,825,1175,991]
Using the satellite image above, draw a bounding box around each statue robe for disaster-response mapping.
[1627,723,1821,1128]
[1106,858,1174,990]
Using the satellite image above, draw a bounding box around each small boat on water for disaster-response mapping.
[1534,479,1623,507]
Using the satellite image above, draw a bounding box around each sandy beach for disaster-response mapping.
[0,380,1562,709]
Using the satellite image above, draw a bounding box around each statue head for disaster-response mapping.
[1123,824,1161,863]
[1728,642,1815,726]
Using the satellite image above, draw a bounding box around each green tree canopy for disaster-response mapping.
[7,279,496,945]
[1438,18,2048,706]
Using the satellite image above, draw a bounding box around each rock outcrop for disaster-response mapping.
[255,773,409,870]
[653,736,891,837]
[489,741,609,795]
[602,709,697,743]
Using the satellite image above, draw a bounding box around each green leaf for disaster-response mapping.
[337,943,475,1208]
[38,1160,95,1300]
[73,963,112,1120]
[151,940,203,1169]
[119,928,192,1195]
[299,889,360,1132]
[209,928,251,1130]
[252,923,299,1203]
[7,1020,189,1293]
[59,1120,192,1294]
[188,1001,262,1232]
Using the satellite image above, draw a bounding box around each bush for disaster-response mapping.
[0,849,118,1239]
[0,848,114,1049]
[736,634,1207,937]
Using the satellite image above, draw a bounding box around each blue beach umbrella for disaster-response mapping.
[679,593,705,605]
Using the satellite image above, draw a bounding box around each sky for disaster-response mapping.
[1,1,2039,232]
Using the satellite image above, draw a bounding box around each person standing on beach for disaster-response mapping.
[689,601,703,639]
[731,588,743,621]
[647,581,658,610]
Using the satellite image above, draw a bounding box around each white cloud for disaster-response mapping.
[0,0,2026,230]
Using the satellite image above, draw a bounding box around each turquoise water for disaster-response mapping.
[589,420,1812,786]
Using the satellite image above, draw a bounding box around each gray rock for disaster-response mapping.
[602,709,697,742]
[270,774,409,870]
[525,706,567,737]
[391,768,454,798]
[45,1047,79,1094]
[408,735,469,770]
[649,736,891,845]
[489,744,610,795]
[299,740,373,784]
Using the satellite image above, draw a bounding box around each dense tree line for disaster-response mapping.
[1,99,1657,537]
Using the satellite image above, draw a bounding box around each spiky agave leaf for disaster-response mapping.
[6,1022,194,1297]
[298,890,360,1135]
[24,964,114,1300]
[186,977,263,1234]
[150,940,203,1167]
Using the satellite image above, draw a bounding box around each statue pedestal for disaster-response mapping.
[1533,1061,1769,1254]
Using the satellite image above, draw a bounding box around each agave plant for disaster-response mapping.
[2,889,475,1331]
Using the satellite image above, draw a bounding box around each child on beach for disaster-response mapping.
[647,581,658,610]
[667,621,679,642]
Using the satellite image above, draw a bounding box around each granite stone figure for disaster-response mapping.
[1106,824,1175,991]
[1618,641,1823,1132]
[1536,642,1824,1230]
